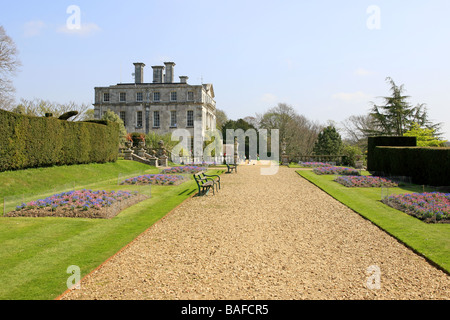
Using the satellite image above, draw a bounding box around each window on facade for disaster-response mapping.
[153,92,160,102]
[153,111,160,127]
[120,92,126,102]
[187,110,194,127]
[187,91,194,101]
[170,111,177,127]
[170,92,177,101]
[136,92,143,102]
[120,111,126,125]
[103,93,110,102]
[136,111,143,127]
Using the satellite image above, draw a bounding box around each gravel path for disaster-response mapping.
[61,165,450,300]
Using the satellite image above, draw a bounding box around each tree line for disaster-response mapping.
[1,25,446,166]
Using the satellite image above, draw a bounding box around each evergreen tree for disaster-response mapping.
[369,77,442,136]
[313,125,343,155]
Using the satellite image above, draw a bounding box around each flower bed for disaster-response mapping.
[298,162,333,168]
[335,175,398,188]
[161,166,206,174]
[382,192,450,223]
[313,166,360,176]
[6,189,147,219]
[120,174,185,186]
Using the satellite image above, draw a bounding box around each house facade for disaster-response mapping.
[93,62,217,150]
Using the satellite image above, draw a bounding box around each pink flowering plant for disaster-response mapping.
[313,166,360,176]
[299,162,332,168]
[120,174,185,186]
[382,192,450,223]
[335,176,398,188]
[161,166,206,174]
[13,189,138,213]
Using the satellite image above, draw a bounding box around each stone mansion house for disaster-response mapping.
[93,62,217,150]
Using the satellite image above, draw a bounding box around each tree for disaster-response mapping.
[101,110,127,145]
[404,122,447,147]
[215,108,228,130]
[313,125,343,155]
[0,26,21,109]
[9,98,91,121]
[222,118,258,159]
[258,103,321,157]
[369,77,440,136]
[145,131,179,152]
[340,114,379,152]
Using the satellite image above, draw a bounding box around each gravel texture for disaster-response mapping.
[61,165,450,300]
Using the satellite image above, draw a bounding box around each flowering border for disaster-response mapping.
[382,192,450,223]
[313,166,360,176]
[335,175,398,188]
[6,189,146,219]
[120,174,186,186]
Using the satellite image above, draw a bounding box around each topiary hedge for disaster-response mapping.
[0,109,119,171]
[367,136,417,172]
[367,136,450,186]
[372,146,450,186]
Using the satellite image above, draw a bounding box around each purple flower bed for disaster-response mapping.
[382,192,450,223]
[299,162,332,168]
[6,189,145,219]
[161,166,206,174]
[313,166,360,176]
[335,176,398,188]
[120,174,185,186]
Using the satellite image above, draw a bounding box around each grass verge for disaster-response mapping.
[297,170,450,274]
[0,161,224,299]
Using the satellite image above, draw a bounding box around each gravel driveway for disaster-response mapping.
[61,165,450,300]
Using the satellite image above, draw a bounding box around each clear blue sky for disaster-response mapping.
[1,0,449,139]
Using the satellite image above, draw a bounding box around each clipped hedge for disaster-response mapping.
[373,146,450,186]
[0,109,119,171]
[367,136,417,172]
[368,136,450,186]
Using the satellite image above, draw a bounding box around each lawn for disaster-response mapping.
[297,170,450,274]
[0,160,224,300]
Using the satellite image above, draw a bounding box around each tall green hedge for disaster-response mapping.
[367,136,450,186]
[0,109,119,171]
[367,136,417,172]
[372,147,450,186]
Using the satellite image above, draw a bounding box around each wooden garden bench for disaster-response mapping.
[193,173,215,196]
[200,172,221,192]
[226,163,237,174]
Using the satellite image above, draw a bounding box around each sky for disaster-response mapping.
[1,0,449,140]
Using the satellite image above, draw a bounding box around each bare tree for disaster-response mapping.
[0,26,21,109]
[11,98,91,121]
[258,103,322,158]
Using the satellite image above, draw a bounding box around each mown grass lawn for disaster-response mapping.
[0,160,224,300]
[297,170,450,274]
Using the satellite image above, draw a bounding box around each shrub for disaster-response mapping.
[0,109,119,171]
